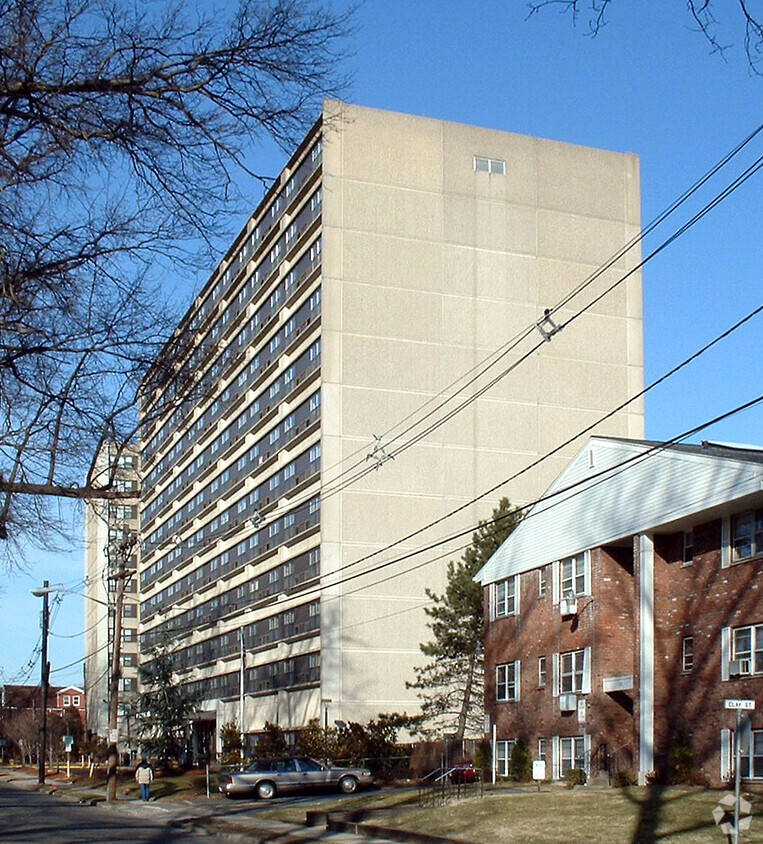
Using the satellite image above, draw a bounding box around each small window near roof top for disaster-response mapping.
[474,156,505,174]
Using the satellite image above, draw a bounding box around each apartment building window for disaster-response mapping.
[495,740,514,778]
[496,661,520,702]
[732,509,763,562]
[682,530,694,565]
[739,730,763,779]
[473,155,506,174]
[553,647,591,695]
[560,553,588,597]
[538,738,547,761]
[559,736,587,776]
[63,695,71,706]
[491,576,518,619]
[682,637,694,673]
[538,566,547,598]
[538,656,547,688]
[729,624,763,675]
[72,695,80,707]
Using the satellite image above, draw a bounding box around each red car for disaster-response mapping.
[449,763,478,784]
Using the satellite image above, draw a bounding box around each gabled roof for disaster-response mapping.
[475,437,763,586]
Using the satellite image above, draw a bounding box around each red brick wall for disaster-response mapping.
[652,520,763,785]
[484,546,637,776]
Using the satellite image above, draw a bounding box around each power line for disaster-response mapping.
[278,299,763,595]
[204,121,763,538]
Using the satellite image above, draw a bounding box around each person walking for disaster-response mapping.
[135,758,154,801]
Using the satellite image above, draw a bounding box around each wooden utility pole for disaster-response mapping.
[32,581,50,785]
[105,531,136,803]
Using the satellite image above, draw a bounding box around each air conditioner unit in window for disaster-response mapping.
[560,598,578,617]
[729,658,752,676]
[559,693,577,712]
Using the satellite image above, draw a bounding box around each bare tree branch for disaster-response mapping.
[0,0,353,557]
[527,0,763,73]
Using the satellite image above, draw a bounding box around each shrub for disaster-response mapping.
[510,737,533,782]
[611,769,638,788]
[564,767,587,788]
[473,739,491,777]
[668,729,695,784]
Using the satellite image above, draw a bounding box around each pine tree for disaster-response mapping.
[408,498,520,741]
[136,644,199,764]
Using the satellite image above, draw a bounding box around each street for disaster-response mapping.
[0,775,405,843]
[0,780,226,843]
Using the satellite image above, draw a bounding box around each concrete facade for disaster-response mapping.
[477,438,763,786]
[83,445,140,750]
[138,102,643,752]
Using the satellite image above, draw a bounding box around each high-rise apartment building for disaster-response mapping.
[138,102,643,755]
[84,445,140,751]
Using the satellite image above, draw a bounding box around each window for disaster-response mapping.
[63,695,71,706]
[682,530,694,565]
[473,155,506,175]
[538,656,547,688]
[739,729,763,779]
[682,637,694,673]
[495,740,515,778]
[492,576,518,618]
[538,738,547,761]
[732,624,763,674]
[72,695,80,707]
[555,648,591,695]
[732,509,763,562]
[496,661,520,702]
[560,553,588,598]
[538,567,547,598]
[560,736,586,776]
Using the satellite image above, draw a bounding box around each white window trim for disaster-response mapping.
[554,646,591,696]
[553,551,590,604]
[496,660,520,702]
[490,575,519,620]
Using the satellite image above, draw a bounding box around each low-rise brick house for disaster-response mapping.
[2,684,86,727]
[475,437,763,786]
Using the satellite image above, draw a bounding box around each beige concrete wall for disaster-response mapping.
[318,102,643,726]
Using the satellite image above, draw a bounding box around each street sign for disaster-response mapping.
[533,760,546,781]
[108,728,119,743]
[724,699,756,710]
[63,735,74,752]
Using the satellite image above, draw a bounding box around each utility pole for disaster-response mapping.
[31,581,50,785]
[105,529,136,803]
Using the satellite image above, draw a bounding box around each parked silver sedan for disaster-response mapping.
[218,756,374,799]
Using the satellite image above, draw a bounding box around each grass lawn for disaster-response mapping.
[261,784,763,843]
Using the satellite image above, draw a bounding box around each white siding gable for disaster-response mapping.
[475,438,763,586]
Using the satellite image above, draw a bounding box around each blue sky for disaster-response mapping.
[2,1,760,689]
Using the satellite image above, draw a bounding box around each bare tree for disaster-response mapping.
[0,0,352,558]
[526,0,763,75]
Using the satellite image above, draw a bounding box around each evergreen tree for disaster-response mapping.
[254,721,289,759]
[407,498,520,741]
[136,644,199,764]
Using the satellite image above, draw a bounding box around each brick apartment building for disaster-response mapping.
[476,437,763,786]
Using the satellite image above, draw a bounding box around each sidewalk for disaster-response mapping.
[0,768,414,844]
